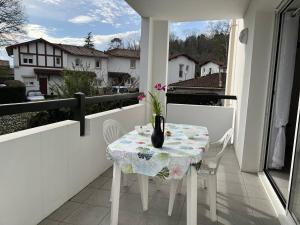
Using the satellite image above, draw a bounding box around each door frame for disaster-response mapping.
[261,0,300,221]
[261,0,297,207]
[38,76,48,95]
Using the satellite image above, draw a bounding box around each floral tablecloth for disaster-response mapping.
[107,123,209,179]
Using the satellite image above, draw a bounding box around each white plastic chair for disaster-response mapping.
[103,119,125,146]
[167,128,234,221]
[103,119,129,199]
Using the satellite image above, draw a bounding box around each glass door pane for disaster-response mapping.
[265,0,300,204]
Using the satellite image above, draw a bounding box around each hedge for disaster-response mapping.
[0,80,26,104]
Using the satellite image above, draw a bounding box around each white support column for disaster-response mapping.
[140,18,170,122]
[151,20,170,116]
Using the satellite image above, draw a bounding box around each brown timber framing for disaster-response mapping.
[18,44,62,68]
[18,46,21,66]
[45,42,47,67]
[36,42,39,66]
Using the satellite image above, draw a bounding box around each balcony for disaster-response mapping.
[0,100,280,225]
[38,147,279,225]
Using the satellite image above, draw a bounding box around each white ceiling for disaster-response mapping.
[125,0,251,21]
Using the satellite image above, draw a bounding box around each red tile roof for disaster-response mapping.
[105,48,140,59]
[169,53,198,63]
[6,38,108,58]
[169,73,226,89]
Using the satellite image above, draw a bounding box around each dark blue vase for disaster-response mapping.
[151,115,165,148]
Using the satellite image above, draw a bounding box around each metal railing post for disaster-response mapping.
[74,92,86,136]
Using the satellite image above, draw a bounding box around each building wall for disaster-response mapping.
[232,0,278,172]
[0,104,145,225]
[12,42,109,93]
[200,62,224,76]
[66,54,108,84]
[167,56,195,84]
[167,104,234,142]
[107,56,140,85]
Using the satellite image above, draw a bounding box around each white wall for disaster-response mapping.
[167,104,234,142]
[66,54,108,83]
[232,0,278,172]
[167,56,195,84]
[107,56,140,82]
[200,62,223,76]
[0,104,145,225]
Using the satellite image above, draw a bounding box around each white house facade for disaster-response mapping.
[200,61,226,76]
[6,38,108,95]
[167,54,196,84]
[105,48,140,86]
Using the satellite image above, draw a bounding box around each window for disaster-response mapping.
[179,64,184,78]
[75,58,80,66]
[203,68,205,72]
[186,65,189,71]
[209,68,212,74]
[56,57,60,65]
[96,59,101,68]
[130,59,136,69]
[23,55,33,64]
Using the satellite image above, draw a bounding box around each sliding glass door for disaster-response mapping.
[265,0,300,211]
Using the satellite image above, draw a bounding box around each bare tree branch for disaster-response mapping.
[0,0,26,47]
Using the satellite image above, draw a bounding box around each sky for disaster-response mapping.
[0,0,210,62]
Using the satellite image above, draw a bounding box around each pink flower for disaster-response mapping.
[154,83,166,91]
[138,93,146,101]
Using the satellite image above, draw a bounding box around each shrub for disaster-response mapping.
[0,80,26,104]
[51,69,101,97]
[28,109,71,128]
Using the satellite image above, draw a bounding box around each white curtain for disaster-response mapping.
[269,12,299,169]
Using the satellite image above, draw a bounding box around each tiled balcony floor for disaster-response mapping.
[39,147,280,225]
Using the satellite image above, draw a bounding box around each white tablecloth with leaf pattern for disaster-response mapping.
[107,123,209,179]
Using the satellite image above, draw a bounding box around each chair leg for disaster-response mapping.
[111,162,121,225]
[208,175,217,222]
[168,180,179,216]
[138,175,149,211]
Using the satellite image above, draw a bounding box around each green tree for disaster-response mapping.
[51,69,100,98]
[84,32,95,48]
[109,37,123,49]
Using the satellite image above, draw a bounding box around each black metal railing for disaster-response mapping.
[166,92,237,105]
[0,92,140,136]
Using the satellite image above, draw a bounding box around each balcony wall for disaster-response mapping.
[167,103,234,142]
[0,104,145,225]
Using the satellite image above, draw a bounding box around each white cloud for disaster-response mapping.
[18,24,140,50]
[41,0,63,5]
[69,15,96,24]
[89,0,139,27]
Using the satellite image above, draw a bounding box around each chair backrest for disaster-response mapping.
[215,128,234,171]
[103,119,125,145]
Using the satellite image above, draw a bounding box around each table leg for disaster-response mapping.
[186,166,197,225]
[138,175,149,211]
[111,162,121,225]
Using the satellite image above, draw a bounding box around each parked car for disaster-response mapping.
[112,86,129,94]
[26,90,45,101]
